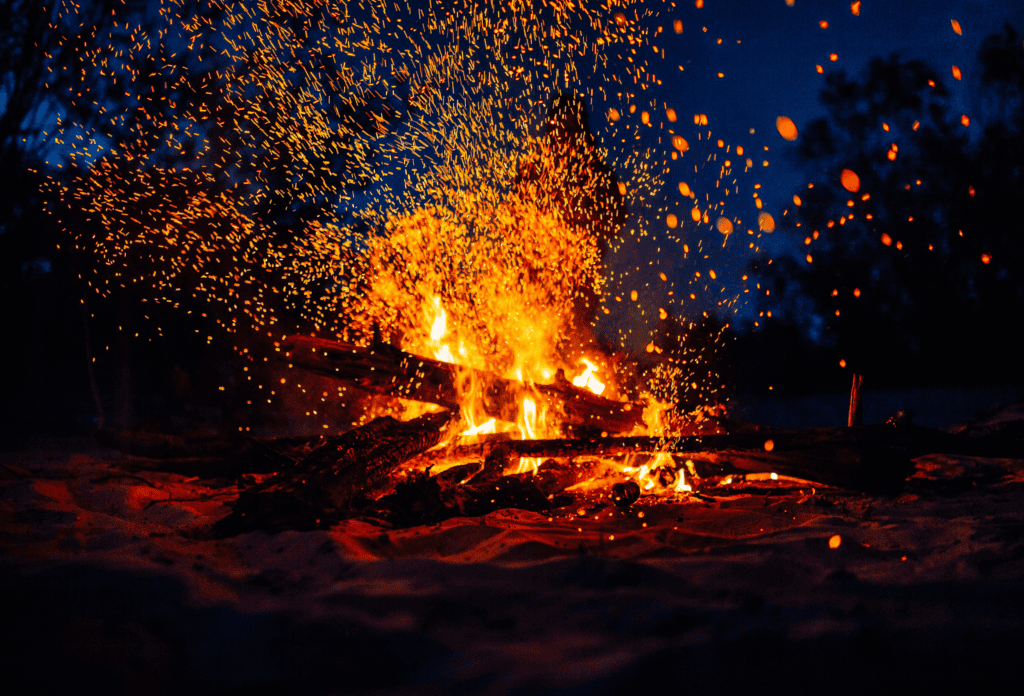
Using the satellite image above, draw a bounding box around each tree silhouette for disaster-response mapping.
[757,32,1024,387]
[1,0,152,441]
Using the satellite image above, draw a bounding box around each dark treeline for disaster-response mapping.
[739,24,1024,393]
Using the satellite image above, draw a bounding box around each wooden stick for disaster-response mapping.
[279,334,646,433]
[848,374,865,427]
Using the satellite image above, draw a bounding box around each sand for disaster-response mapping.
[3,415,1023,694]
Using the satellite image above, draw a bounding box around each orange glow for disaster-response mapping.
[841,168,861,192]
[981,253,991,265]
[776,116,798,141]
[829,534,842,549]
[851,1,861,15]
[839,359,847,368]
[674,19,683,34]
[715,217,733,244]
[691,207,702,222]
[951,19,962,35]
[969,186,976,197]
[641,111,650,125]
[673,135,690,152]
[678,181,692,197]
[758,212,775,232]
[460,418,497,437]
[829,53,838,62]
[764,439,775,452]
[666,213,678,228]
[816,64,824,73]
[853,288,861,297]
[952,65,962,80]
[881,233,893,246]
[666,107,677,122]
[819,20,829,29]
[608,108,621,122]
[961,114,971,127]
[572,358,606,396]
[793,194,802,206]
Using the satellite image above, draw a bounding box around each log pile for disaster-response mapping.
[279,334,647,434]
[209,409,460,537]
[93,410,1024,537]
[91,346,1024,537]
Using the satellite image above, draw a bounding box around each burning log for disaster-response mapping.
[412,423,1024,493]
[211,409,459,537]
[279,334,646,434]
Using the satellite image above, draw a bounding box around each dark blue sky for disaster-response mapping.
[588,0,1023,342]
[664,0,1022,211]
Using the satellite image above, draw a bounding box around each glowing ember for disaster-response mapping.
[776,116,799,141]
[840,169,861,193]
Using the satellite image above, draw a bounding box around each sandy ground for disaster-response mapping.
[3,415,1024,694]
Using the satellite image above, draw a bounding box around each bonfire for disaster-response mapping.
[8,1,1024,693]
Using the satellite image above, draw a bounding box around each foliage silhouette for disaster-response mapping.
[754,31,1024,388]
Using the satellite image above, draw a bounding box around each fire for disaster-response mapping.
[460,418,497,438]
[572,358,606,396]
[517,397,543,474]
[53,0,744,506]
[427,297,457,364]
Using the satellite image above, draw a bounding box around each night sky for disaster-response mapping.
[578,0,1023,339]
[3,0,1023,440]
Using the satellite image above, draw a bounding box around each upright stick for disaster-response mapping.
[848,373,865,427]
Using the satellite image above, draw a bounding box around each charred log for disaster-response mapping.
[211,409,459,537]
[280,334,646,433]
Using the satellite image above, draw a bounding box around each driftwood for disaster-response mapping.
[211,409,459,537]
[280,334,646,434]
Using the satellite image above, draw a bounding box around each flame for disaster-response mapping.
[460,418,496,438]
[517,397,543,474]
[572,358,606,396]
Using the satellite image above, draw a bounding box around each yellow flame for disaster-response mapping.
[517,397,543,474]
[572,357,606,395]
[429,297,447,341]
[460,417,496,437]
